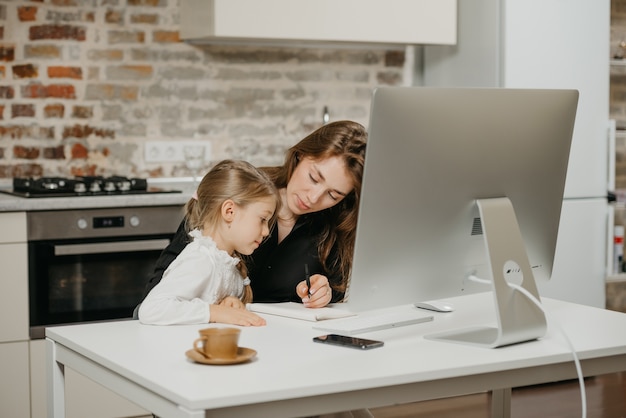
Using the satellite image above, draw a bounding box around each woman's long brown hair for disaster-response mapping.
[262,120,367,294]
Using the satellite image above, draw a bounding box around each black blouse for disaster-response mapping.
[141,213,345,304]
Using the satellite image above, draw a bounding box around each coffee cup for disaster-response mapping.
[193,327,241,359]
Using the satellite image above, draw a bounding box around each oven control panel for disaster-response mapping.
[27,206,183,240]
[92,216,125,229]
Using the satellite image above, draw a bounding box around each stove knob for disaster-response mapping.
[77,218,88,230]
[74,182,87,193]
[118,181,131,191]
[129,215,140,227]
[90,182,101,192]
[104,181,116,192]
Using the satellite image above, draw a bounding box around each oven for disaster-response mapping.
[27,206,183,339]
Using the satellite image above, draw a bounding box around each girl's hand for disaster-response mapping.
[298,273,333,308]
[209,304,266,326]
[219,296,245,309]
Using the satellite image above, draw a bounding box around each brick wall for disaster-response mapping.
[612,0,626,189]
[0,0,406,179]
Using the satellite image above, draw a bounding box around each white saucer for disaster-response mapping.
[185,347,257,365]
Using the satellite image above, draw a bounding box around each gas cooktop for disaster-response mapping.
[0,176,182,198]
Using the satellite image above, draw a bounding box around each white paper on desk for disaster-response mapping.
[246,302,356,321]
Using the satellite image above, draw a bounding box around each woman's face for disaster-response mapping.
[285,156,354,215]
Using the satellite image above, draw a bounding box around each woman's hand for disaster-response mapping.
[298,273,333,308]
[209,304,266,326]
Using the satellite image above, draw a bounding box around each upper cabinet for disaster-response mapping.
[180,0,457,48]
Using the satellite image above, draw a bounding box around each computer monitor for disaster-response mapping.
[345,87,578,347]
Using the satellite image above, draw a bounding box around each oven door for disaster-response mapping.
[28,234,171,339]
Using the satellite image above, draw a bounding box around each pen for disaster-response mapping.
[305,264,312,297]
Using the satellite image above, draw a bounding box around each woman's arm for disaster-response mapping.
[141,219,190,300]
[249,217,346,305]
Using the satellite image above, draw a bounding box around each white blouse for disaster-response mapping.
[138,229,249,325]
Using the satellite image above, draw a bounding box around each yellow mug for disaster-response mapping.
[193,327,240,359]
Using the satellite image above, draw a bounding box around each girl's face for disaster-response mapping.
[286,156,354,215]
[228,196,276,255]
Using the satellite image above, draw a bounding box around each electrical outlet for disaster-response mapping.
[144,141,211,163]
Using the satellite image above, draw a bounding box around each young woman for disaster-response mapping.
[141,120,367,309]
[138,159,280,326]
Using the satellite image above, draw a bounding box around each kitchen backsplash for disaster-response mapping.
[7,0,621,183]
[0,0,407,179]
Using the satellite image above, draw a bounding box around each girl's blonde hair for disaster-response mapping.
[184,159,280,303]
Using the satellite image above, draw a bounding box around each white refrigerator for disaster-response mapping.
[421,0,611,307]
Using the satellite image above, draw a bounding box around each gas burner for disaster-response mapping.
[2,176,180,198]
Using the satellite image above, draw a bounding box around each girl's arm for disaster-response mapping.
[209,304,266,326]
[139,246,265,326]
[219,296,245,309]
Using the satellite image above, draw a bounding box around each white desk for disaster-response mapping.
[46,293,626,418]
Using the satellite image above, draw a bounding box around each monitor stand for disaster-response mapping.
[425,197,547,348]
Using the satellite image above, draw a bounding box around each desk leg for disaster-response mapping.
[490,388,511,418]
[46,338,66,418]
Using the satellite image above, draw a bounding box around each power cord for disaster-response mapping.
[467,274,587,418]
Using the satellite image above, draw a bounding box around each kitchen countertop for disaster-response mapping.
[0,178,195,212]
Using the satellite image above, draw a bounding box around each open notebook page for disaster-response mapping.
[246,302,356,322]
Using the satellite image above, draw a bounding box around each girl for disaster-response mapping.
[138,159,280,326]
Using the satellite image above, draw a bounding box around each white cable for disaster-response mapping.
[467,274,491,285]
[508,283,586,418]
[466,274,587,418]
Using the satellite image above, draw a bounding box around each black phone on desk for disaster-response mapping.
[313,334,384,350]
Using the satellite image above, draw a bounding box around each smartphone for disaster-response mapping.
[312,334,384,350]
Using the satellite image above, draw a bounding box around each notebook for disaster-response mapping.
[246,302,355,322]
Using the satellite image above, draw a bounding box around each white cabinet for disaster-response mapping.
[0,213,30,418]
[0,212,28,342]
[0,341,30,418]
[29,340,46,418]
[180,0,457,47]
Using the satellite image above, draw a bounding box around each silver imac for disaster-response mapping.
[345,87,578,347]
